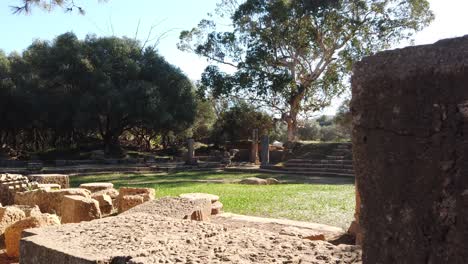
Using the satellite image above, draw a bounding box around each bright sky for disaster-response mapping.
[1,0,467,115]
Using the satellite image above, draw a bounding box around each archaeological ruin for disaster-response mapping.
[352,36,468,263]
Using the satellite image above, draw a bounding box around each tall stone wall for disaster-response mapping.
[351,36,468,264]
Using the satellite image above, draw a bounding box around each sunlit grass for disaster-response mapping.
[70,171,355,229]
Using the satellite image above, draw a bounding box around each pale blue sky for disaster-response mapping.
[1,0,468,115]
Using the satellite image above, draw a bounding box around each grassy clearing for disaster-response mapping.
[70,171,355,229]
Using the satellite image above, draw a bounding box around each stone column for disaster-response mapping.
[260,135,269,167]
[351,36,468,264]
[186,138,195,165]
[250,129,259,164]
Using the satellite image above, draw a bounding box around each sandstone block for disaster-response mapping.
[211,201,223,215]
[119,187,155,197]
[5,214,60,257]
[19,213,361,264]
[60,195,101,224]
[91,194,113,215]
[179,193,219,203]
[279,226,326,241]
[26,174,69,189]
[239,177,267,185]
[79,182,114,193]
[123,197,212,222]
[37,183,61,191]
[15,188,91,216]
[0,207,26,235]
[118,195,145,213]
[117,187,154,213]
[266,178,280,184]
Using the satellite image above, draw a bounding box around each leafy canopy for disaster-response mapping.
[179,0,434,140]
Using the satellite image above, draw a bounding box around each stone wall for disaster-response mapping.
[351,36,468,263]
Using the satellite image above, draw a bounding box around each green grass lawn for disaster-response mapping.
[70,171,355,229]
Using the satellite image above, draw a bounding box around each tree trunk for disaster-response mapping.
[286,94,302,142]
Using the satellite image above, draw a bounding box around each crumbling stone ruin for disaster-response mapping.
[20,200,361,263]
[351,36,468,263]
[0,174,38,206]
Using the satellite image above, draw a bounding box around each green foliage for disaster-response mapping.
[0,33,196,154]
[297,121,321,141]
[334,99,352,139]
[179,0,434,141]
[211,101,273,143]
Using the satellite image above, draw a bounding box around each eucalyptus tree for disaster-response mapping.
[179,0,434,141]
[11,0,107,14]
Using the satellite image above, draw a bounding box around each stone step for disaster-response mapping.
[283,163,353,169]
[287,159,353,165]
[326,155,345,160]
[258,168,354,177]
[330,151,351,155]
[281,167,354,174]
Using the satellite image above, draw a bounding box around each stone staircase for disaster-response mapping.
[261,144,354,177]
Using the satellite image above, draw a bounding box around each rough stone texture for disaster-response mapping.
[0,174,36,206]
[26,174,69,189]
[20,213,361,264]
[0,207,26,236]
[117,187,155,213]
[93,188,119,211]
[266,178,280,184]
[91,194,113,216]
[122,197,212,221]
[79,182,114,193]
[179,193,219,203]
[351,36,468,263]
[211,201,223,215]
[15,188,91,216]
[11,205,41,218]
[37,183,60,191]
[280,226,326,241]
[239,177,267,185]
[60,195,101,224]
[5,214,60,257]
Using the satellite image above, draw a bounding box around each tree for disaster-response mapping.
[211,101,273,144]
[0,33,197,155]
[334,98,352,138]
[11,0,107,14]
[78,35,196,153]
[179,0,434,141]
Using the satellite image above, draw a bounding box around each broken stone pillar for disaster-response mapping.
[260,135,270,166]
[351,36,468,264]
[186,138,197,165]
[250,129,260,164]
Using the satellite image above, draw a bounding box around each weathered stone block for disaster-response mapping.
[5,214,60,257]
[60,195,101,224]
[27,174,69,189]
[15,188,91,216]
[122,197,212,221]
[211,201,223,215]
[91,193,113,216]
[79,182,114,193]
[0,207,26,236]
[19,213,361,264]
[117,187,155,213]
[351,36,468,263]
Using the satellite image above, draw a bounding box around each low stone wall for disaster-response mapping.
[352,36,468,263]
